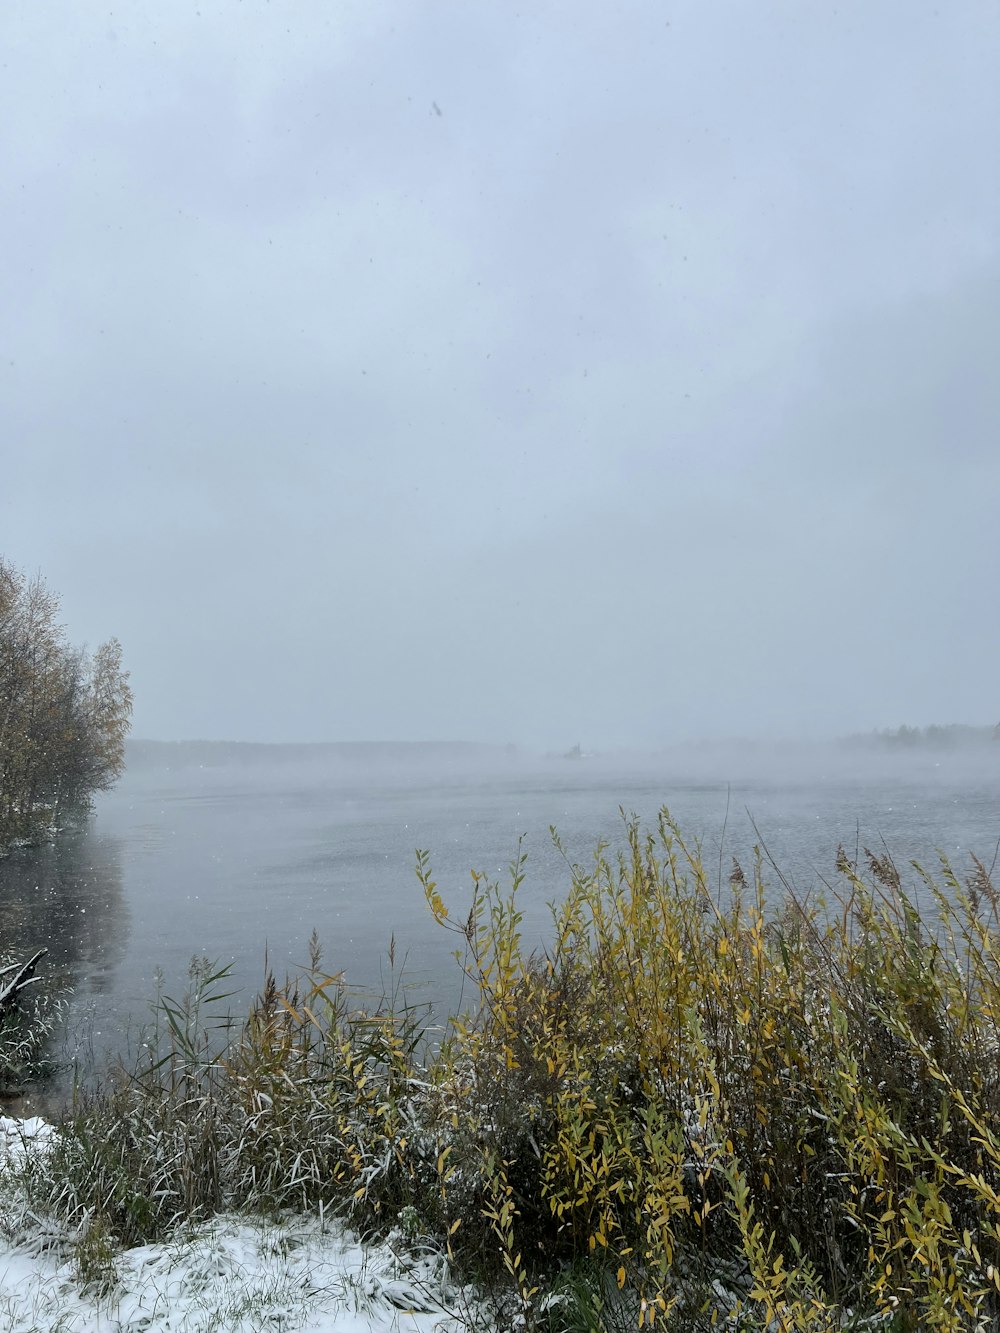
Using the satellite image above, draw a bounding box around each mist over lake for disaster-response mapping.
[1,739,998,1076]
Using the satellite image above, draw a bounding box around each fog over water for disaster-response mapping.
[1,741,998,1081]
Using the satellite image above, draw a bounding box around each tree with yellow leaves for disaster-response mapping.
[0,559,132,849]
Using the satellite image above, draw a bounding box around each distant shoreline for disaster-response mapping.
[126,725,999,767]
[124,737,516,768]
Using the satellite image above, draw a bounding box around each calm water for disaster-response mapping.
[2,742,999,1076]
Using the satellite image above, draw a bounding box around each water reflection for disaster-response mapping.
[0,820,128,1000]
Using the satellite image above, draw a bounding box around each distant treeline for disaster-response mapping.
[125,738,512,769]
[0,560,132,850]
[845,722,998,749]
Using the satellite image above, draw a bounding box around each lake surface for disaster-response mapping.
[2,741,999,1080]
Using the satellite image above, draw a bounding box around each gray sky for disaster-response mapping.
[3,1,998,748]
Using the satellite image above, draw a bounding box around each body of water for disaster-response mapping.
[1,740,999,1082]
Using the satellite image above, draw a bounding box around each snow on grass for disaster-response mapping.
[0,1117,53,1165]
[0,1215,476,1333]
[0,1119,481,1333]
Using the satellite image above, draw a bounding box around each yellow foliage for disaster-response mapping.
[415,812,1000,1328]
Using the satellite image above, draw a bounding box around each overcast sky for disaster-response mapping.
[2,1,998,748]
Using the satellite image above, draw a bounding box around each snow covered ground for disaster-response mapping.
[0,1117,480,1333]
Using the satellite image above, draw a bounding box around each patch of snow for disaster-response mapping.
[0,1118,482,1332]
[0,1213,480,1332]
[0,1116,53,1166]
